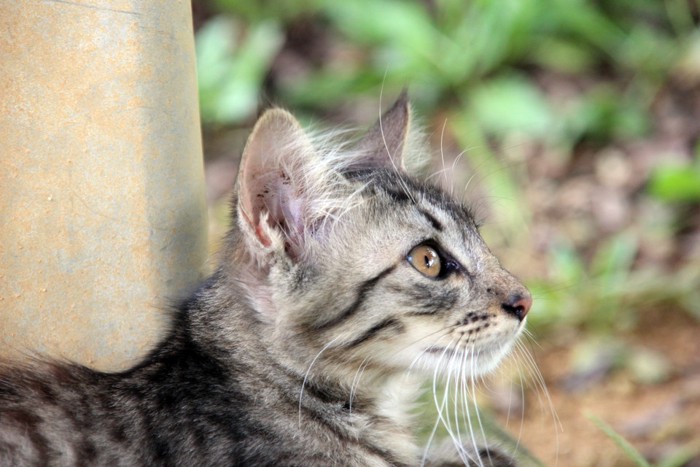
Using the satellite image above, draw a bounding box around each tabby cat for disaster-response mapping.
[0,93,532,466]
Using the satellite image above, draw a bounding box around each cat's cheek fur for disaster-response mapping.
[368,319,522,378]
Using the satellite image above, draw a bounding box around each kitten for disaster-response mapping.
[0,93,531,466]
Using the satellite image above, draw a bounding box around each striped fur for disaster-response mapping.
[1,94,529,466]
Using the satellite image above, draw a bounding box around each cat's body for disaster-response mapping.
[0,306,416,466]
[0,94,531,466]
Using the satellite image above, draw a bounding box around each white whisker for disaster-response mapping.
[470,353,486,466]
[511,346,527,458]
[439,119,449,194]
[348,355,373,414]
[298,336,341,427]
[422,338,456,466]
[515,336,562,466]
[469,348,486,467]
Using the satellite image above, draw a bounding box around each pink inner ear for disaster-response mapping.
[255,223,272,247]
[239,165,275,247]
[241,169,307,251]
[279,183,304,237]
[240,207,272,247]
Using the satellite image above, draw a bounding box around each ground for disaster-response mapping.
[494,308,700,466]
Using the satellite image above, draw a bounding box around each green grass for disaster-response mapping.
[588,413,652,467]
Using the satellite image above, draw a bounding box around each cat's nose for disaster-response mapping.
[501,293,532,321]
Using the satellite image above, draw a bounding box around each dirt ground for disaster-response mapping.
[496,308,700,466]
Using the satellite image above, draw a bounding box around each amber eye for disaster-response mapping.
[407,244,441,278]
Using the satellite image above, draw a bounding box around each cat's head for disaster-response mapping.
[231,93,531,379]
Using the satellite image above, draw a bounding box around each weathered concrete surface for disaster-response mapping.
[0,1,207,371]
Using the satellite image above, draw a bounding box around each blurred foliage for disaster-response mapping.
[589,413,700,467]
[194,0,700,335]
[196,17,283,124]
[198,0,691,128]
[649,151,700,202]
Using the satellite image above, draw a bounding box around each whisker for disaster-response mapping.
[456,346,468,464]
[506,345,528,461]
[515,337,562,466]
[517,339,561,431]
[422,338,457,465]
[438,118,449,195]
[298,335,342,427]
[437,342,460,446]
[348,355,372,414]
[398,327,454,374]
[450,344,470,455]
[469,350,486,466]
[470,349,487,467]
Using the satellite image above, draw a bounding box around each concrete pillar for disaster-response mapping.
[0,0,207,371]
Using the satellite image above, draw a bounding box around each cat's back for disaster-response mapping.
[0,331,244,466]
[0,359,140,465]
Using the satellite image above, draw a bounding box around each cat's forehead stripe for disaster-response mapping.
[416,208,443,232]
[356,170,473,221]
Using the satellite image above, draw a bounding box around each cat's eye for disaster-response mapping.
[407,245,441,278]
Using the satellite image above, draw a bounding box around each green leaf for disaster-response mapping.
[567,86,650,142]
[531,38,598,73]
[658,441,700,467]
[648,163,700,202]
[196,17,283,125]
[323,0,436,57]
[550,242,586,285]
[591,233,637,282]
[469,76,554,137]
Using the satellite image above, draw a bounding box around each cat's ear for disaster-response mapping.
[352,90,411,171]
[237,109,318,260]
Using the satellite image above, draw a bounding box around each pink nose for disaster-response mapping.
[502,293,532,321]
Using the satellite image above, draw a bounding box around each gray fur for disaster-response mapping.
[0,97,531,466]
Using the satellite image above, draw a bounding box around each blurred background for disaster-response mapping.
[191,1,700,465]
